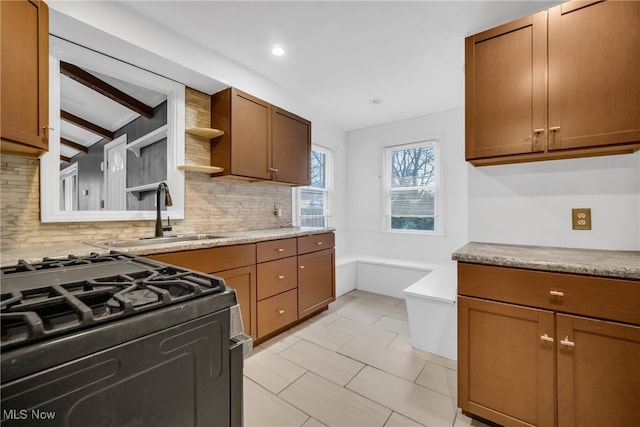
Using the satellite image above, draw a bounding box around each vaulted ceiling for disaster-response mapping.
[58,64,165,161]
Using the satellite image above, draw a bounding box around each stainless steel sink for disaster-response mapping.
[93,234,228,248]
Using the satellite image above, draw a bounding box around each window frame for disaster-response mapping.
[293,144,333,228]
[382,139,442,235]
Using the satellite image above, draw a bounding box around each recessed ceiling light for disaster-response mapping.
[369,98,383,105]
[272,45,285,56]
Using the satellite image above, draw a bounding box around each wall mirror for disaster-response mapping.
[40,36,185,223]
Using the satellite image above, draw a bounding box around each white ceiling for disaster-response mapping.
[114,0,562,132]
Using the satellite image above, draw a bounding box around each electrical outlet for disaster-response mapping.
[572,208,591,230]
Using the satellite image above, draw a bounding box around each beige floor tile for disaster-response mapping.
[426,352,458,371]
[244,348,306,394]
[280,372,392,427]
[347,366,457,427]
[334,303,384,325]
[415,362,457,399]
[293,321,354,351]
[384,412,425,427]
[349,290,404,307]
[327,316,398,347]
[453,410,492,427]
[374,315,411,337]
[305,309,342,326]
[244,378,309,427]
[302,417,327,427]
[244,291,463,427]
[327,293,358,312]
[259,331,302,354]
[279,339,365,386]
[386,335,433,361]
[357,299,409,321]
[338,338,426,382]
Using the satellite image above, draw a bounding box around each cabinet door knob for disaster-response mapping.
[549,290,564,297]
[278,309,285,315]
[560,336,575,347]
[540,334,554,343]
[278,275,285,279]
[269,168,279,172]
[299,265,305,269]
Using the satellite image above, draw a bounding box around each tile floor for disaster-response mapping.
[243,290,491,427]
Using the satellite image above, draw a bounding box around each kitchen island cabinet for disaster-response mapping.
[210,87,311,186]
[1,0,49,157]
[466,0,640,166]
[455,255,640,427]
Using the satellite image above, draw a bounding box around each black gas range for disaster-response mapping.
[1,252,251,426]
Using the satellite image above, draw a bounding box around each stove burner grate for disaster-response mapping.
[0,253,228,350]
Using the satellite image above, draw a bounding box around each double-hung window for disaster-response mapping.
[295,146,332,227]
[383,140,440,233]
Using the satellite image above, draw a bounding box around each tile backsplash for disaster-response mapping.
[0,88,292,251]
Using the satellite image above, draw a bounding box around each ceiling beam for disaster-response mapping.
[60,61,154,119]
[60,138,89,153]
[61,110,114,140]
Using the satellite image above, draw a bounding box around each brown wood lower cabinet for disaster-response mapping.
[458,262,640,427]
[146,232,336,343]
[556,314,640,427]
[298,248,335,318]
[257,289,298,339]
[458,296,554,427]
[215,265,257,339]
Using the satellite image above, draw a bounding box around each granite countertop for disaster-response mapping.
[0,227,334,267]
[452,242,640,280]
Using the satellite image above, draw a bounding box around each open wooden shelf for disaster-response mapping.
[177,165,224,173]
[182,127,225,174]
[186,127,224,139]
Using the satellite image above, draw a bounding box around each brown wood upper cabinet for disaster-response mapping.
[211,87,311,186]
[1,0,49,158]
[466,0,640,166]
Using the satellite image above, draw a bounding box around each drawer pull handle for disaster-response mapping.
[540,334,554,343]
[549,290,564,297]
[278,275,285,279]
[560,337,575,347]
[277,248,285,252]
[278,309,285,314]
[299,265,305,269]
[316,241,323,245]
[269,167,279,172]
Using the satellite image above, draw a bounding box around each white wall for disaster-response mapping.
[469,152,640,250]
[345,108,469,265]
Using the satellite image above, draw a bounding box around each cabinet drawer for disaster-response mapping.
[458,263,640,325]
[257,289,298,338]
[297,233,335,255]
[256,238,297,263]
[146,244,256,274]
[257,257,297,300]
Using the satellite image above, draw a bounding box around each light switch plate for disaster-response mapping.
[572,208,591,230]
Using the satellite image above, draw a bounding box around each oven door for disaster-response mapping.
[1,308,232,427]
